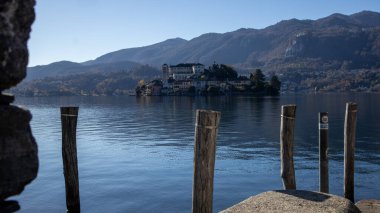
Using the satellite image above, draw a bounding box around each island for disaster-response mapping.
[135,63,281,96]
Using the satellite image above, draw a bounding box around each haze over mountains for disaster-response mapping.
[20,10,380,95]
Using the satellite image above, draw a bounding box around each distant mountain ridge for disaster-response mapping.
[23,10,380,93]
[83,10,380,71]
[17,65,161,96]
[84,38,188,66]
[27,60,141,80]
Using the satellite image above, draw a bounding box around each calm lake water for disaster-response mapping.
[11,94,380,212]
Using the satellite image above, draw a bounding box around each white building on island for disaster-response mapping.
[162,63,205,80]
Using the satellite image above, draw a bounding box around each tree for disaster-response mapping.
[135,79,146,96]
[188,86,196,95]
[250,69,266,92]
[270,75,281,90]
[218,64,238,80]
[268,75,281,95]
[207,85,220,96]
[205,63,238,81]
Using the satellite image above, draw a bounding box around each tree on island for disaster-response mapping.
[135,79,146,96]
[188,86,196,95]
[268,75,281,95]
[207,85,221,96]
[204,63,238,81]
[250,69,266,92]
[249,69,281,95]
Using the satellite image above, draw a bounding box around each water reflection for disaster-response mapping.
[12,94,380,212]
[18,95,380,164]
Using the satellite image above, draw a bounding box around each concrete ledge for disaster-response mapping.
[220,190,360,213]
[356,199,380,213]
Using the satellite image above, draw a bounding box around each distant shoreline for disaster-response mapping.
[11,91,380,98]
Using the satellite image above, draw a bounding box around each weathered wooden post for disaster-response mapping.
[344,103,358,203]
[192,110,221,213]
[60,106,80,213]
[280,105,297,190]
[319,112,329,193]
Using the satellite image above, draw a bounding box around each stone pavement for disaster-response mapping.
[220,190,360,213]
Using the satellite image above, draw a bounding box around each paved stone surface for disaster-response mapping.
[356,199,380,213]
[220,190,360,213]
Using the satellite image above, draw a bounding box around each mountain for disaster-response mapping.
[85,10,380,73]
[85,38,188,65]
[27,60,141,80]
[27,61,82,80]
[21,10,380,94]
[350,10,380,27]
[16,65,161,96]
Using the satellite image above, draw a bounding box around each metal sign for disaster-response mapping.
[321,115,328,123]
[319,112,329,130]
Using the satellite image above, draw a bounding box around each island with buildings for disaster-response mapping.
[135,63,281,96]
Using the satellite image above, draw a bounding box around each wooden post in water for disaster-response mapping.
[280,105,297,190]
[60,106,80,213]
[344,103,358,203]
[192,110,221,213]
[319,112,329,193]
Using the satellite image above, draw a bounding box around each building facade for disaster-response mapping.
[162,63,205,80]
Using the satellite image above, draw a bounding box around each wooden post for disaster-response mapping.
[344,103,358,203]
[61,107,80,213]
[192,110,221,213]
[319,112,329,193]
[280,105,297,190]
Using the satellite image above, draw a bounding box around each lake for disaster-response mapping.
[11,93,380,212]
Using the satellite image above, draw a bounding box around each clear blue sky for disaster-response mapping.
[28,0,380,66]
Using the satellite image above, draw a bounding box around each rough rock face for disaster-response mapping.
[0,0,36,91]
[0,0,38,204]
[0,105,38,200]
[220,190,361,213]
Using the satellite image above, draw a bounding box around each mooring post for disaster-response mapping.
[60,106,80,213]
[192,110,221,213]
[344,102,358,203]
[280,105,297,190]
[319,112,329,193]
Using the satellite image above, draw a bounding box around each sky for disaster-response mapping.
[28,0,380,66]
